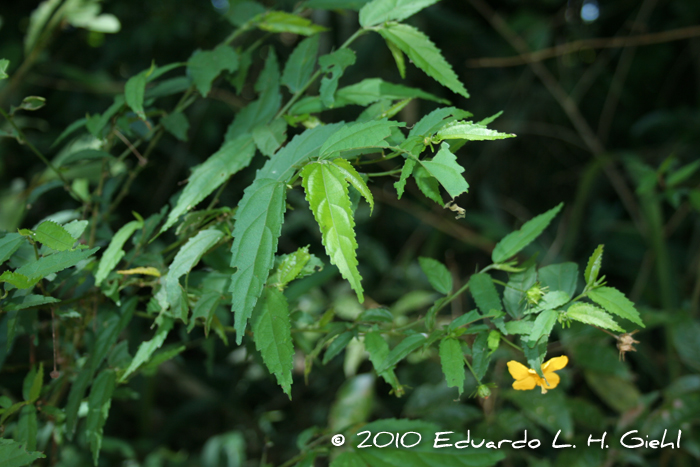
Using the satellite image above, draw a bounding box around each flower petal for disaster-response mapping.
[541,355,568,373]
[512,376,538,390]
[541,371,560,389]
[507,361,531,380]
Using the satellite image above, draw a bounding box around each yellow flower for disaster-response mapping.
[507,356,568,394]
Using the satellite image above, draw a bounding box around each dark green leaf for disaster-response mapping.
[320,119,401,158]
[491,203,563,263]
[418,257,452,295]
[394,157,416,199]
[471,331,491,380]
[469,273,503,315]
[60,149,114,166]
[0,233,26,264]
[95,220,142,285]
[319,49,357,107]
[2,294,60,312]
[305,0,370,9]
[505,389,573,438]
[359,0,439,27]
[538,262,578,297]
[672,320,700,372]
[378,333,426,372]
[225,1,265,26]
[588,286,644,328]
[15,247,99,280]
[282,35,320,93]
[125,71,148,120]
[86,96,124,137]
[161,111,190,141]
[525,290,570,315]
[16,405,38,451]
[188,44,239,97]
[252,119,287,157]
[439,338,465,396]
[120,317,173,382]
[323,331,354,364]
[188,292,221,334]
[521,337,546,377]
[0,438,45,466]
[448,309,482,331]
[87,369,117,465]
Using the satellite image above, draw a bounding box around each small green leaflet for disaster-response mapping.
[378,23,469,98]
[504,320,534,335]
[439,338,465,396]
[282,35,320,93]
[436,120,515,142]
[229,179,287,344]
[188,292,221,334]
[161,112,190,141]
[87,369,116,466]
[377,333,426,373]
[567,303,623,332]
[95,220,143,286]
[413,165,443,205]
[469,273,503,315]
[301,162,364,302]
[119,316,173,382]
[359,0,439,27]
[320,119,402,158]
[268,246,323,288]
[161,135,256,233]
[319,49,357,107]
[584,244,604,286]
[386,39,406,78]
[528,309,558,347]
[491,203,563,263]
[410,107,474,139]
[257,11,328,35]
[0,271,40,289]
[252,288,294,398]
[588,286,644,328]
[418,257,452,295]
[394,157,416,199]
[27,220,76,251]
[539,262,578,298]
[0,439,45,467]
[525,290,570,315]
[324,331,354,364]
[420,142,469,199]
[331,159,374,213]
[364,330,400,389]
[306,0,371,9]
[188,44,239,97]
[125,70,148,120]
[17,405,37,451]
[16,247,99,280]
[0,59,9,80]
[471,331,491,379]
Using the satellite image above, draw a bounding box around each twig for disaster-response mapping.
[114,130,147,165]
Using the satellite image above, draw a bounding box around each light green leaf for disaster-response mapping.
[163,229,223,312]
[386,39,406,78]
[504,320,533,335]
[282,35,320,93]
[0,233,25,264]
[225,1,265,26]
[28,220,75,251]
[125,71,148,120]
[360,0,439,27]
[252,119,287,157]
[584,244,604,286]
[528,309,558,346]
[87,369,116,466]
[162,111,190,141]
[161,135,256,233]
[567,303,623,332]
[120,317,173,382]
[24,0,61,55]
[15,96,46,112]
[668,159,700,187]
[252,288,294,398]
[229,179,287,344]
[188,44,239,97]
[409,107,474,139]
[319,49,357,107]
[301,162,364,302]
[60,149,114,166]
[332,159,374,213]
[471,331,491,379]
[588,286,644,327]
[436,120,515,142]
[0,59,10,80]
[378,23,468,98]
[268,246,317,288]
[413,165,443,206]
[95,220,143,286]
[15,247,99,280]
[420,142,469,199]
[469,273,503,315]
[525,290,570,315]
[377,333,426,372]
[491,202,563,263]
[257,11,328,35]
[320,119,401,158]
[394,157,416,199]
[0,437,45,466]
[418,257,452,295]
[439,338,465,396]
[0,271,40,289]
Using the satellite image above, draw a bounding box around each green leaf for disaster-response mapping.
[538,262,578,298]
[2,294,60,312]
[14,96,46,112]
[436,121,515,142]
[119,317,173,382]
[0,437,45,466]
[188,292,221,334]
[0,59,9,79]
[506,389,573,438]
[584,244,604,286]
[319,49,357,107]
[0,233,25,264]
[491,203,563,263]
[87,369,116,466]
[161,135,256,233]
[252,119,287,157]
[359,0,439,26]
[439,338,465,396]
[471,331,491,380]
[25,0,61,55]
[225,1,265,26]
[161,229,223,313]
[672,320,700,372]
[86,96,124,137]
[140,345,186,376]
[60,149,114,166]
[377,333,426,372]
[282,35,320,93]
[378,23,468,98]
[469,273,503,316]
[418,257,452,295]
[95,220,143,286]
[125,71,148,120]
[504,320,533,335]
[409,107,473,139]
[521,337,546,377]
[188,44,239,97]
[17,405,38,451]
[330,451,367,467]
[527,309,558,347]
[0,271,40,289]
[584,371,641,413]
[268,246,318,288]
[667,159,700,187]
[420,143,469,199]
[321,120,400,159]
[588,286,644,328]
[525,290,570,315]
[413,165,443,205]
[306,0,370,9]
[15,247,99,280]
[567,303,623,332]
[332,159,374,213]
[229,179,287,344]
[257,11,328,35]
[161,111,190,141]
[24,363,43,403]
[386,39,406,78]
[323,331,354,364]
[252,288,294,397]
[363,331,399,390]
[301,162,364,302]
[28,221,76,251]
[394,157,416,199]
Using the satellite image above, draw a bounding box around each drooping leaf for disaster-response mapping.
[161,111,190,141]
[16,405,38,451]
[0,438,45,467]
[413,165,443,206]
[394,157,416,199]
[378,23,469,98]
[257,11,328,35]
[15,247,99,280]
[584,244,604,286]
[87,369,116,466]
[320,119,401,158]
[469,273,503,315]
[119,316,173,382]
[439,338,465,396]
[161,135,256,233]
[471,331,491,380]
[95,220,142,286]
[252,288,294,398]
[436,121,515,142]
[331,159,374,213]
[420,143,469,199]
[359,0,439,27]
[377,333,426,372]
[188,292,221,334]
[323,331,355,364]
[418,257,452,295]
[567,303,623,332]
[252,118,287,157]
[301,162,364,302]
[188,44,239,97]
[588,286,644,328]
[319,49,357,107]
[282,35,321,93]
[491,203,563,263]
[124,71,148,120]
[385,39,406,78]
[527,309,558,347]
